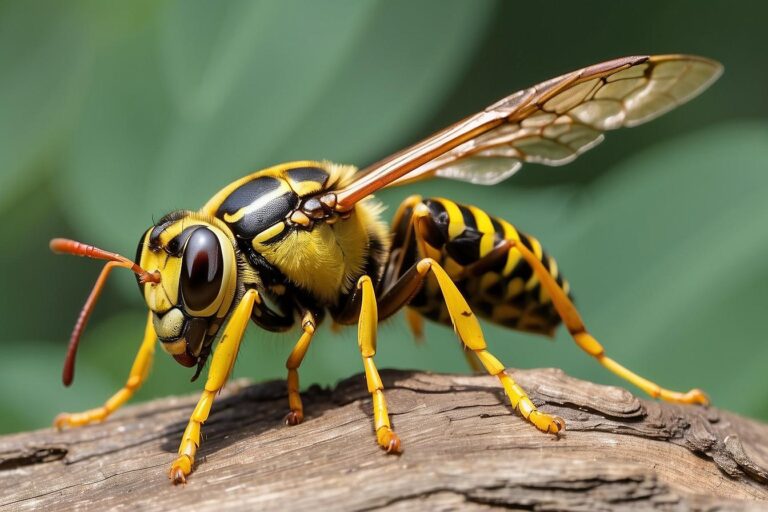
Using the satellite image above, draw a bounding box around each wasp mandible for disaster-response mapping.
[52,55,722,483]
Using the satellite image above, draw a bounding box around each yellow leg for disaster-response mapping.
[508,239,708,405]
[285,312,316,425]
[54,311,156,428]
[170,289,258,484]
[357,276,401,453]
[415,258,565,434]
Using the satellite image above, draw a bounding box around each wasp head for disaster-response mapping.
[136,211,239,379]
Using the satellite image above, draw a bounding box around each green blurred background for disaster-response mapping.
[1,0,767,434]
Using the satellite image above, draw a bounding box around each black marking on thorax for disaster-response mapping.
[216,177,298,239]
[286,166,329,186]
[216,166,332,243]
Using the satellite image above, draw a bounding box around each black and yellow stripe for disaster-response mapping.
[391,197,571,337]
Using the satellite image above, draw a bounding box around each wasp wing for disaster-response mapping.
[333,55,722,208]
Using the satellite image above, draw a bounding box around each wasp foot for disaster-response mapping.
[53,409,107,429]
[169,455,192,485]
[284,410,304,426]
[377,427,402,454]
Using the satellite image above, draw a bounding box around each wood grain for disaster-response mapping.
[1,369,766,511]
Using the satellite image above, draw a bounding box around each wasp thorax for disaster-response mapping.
[136,212,238,371]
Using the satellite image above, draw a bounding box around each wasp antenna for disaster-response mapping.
[61,260,134,386]
[50,238,160,284]
[52,237,161,386]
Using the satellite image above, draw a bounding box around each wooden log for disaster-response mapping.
[1,369,767,511]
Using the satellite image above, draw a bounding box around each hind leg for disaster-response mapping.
[377,255,564,433]
[388,195,485,374]
[479,238,708,405]
[373,198,565,433]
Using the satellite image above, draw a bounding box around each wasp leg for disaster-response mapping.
[170,288,258,484]
[54,311,156,428]
[357,275,401,453]
[379,257,565,434]
[387,195,481,373]
[284,311,316,426]
[504,238,708,405]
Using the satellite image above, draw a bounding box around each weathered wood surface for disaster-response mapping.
[1,369,767,511]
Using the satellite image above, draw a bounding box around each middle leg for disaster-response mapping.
[284,311,317,425]
[377,257,565,434]
[498,238,708,405]
[357,275,401,453]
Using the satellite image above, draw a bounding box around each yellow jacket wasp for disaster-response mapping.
[52,54,722,483]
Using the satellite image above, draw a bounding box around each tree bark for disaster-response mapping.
[1,369,767,511]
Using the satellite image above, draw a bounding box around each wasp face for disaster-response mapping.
[136,211,238,374]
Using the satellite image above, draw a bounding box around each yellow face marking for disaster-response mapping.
[139,227,182,314]
[138,217,237,320]
[145,283,174,314]
[139,220,193,313]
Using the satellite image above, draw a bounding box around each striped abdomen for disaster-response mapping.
[394,197,571,336]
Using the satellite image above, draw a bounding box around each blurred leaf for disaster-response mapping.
[0,1,90,208]
[0,340,114,433]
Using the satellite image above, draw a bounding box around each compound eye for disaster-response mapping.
[181,227,223,313]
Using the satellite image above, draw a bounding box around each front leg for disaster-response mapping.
[55,311,156,427]
[170,289,258,484]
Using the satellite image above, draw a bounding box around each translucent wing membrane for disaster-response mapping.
[404,55,722,186]
[334,55,722,203]
[405,115,604,185]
